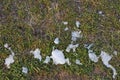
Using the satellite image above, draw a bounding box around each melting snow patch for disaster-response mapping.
[100,51,117,78]
[71,31,82,41]
[64,27,69,31]
[4,43,15,56]
[76,21,80,28]
[50,49,69,65]
[4,43,9,48]
[98,11,105,16]
[75,59,82,65]
[44,56,50,64]
[5,54,14,68]
[4,43,15,68]
[88,50,99,63]
[98,11,103,15]
[8,47,15,56]
[84,43,93,50]
[54,37,60,44]
[22,67,28,74]
[65,58,71,65]
[63,21,68,25]
[30,48,42,61]
[113,51,117,56]
[66,43,79,52]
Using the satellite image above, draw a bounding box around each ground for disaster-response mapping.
[0,0,120,80]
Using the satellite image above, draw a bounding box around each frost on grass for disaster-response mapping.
[88,50,99,63]
[22,67,28,74]
[100,51,117,79]
[44,56,50,64]
[71,31,82,41]
[54,37,60,44]
[4,43,15,68]
[66,43,79,52]
[76,21,80,28]
[30,48,42,61]
[75,59,82,65]
[50,49,70,65]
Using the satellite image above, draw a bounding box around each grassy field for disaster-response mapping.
[0,0,120,80]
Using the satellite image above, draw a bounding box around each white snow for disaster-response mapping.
[88,50,99,63]
[85,44,99,63]
[113,51,117,56]
[63,21,68,25]
[98,11,103,15]
[84,43,93,50]
[75,59,82,65]
[66,43,79,52]
[4,43,9,48]
[22,67,28,74]
[71,31,82,41]
[44,56,50,64]
[100,51,117,78]
[85,44,117,78]
[76,21,80,28]
[8,47,15,56]
[4,43,15,68]
[64,27,69,31]
[50,49,68,65]
[5,54,14,68]
[4,43,15,56]
[65,58,71,65]
[30,48,42,61]
[54,37,60,44]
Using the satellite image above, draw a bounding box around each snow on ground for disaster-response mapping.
[44,56,51,64]
[4,43,15,56]
[4,43,15,68]
[88,50,99,63]
[3,26,118,79]
[100,51,117,79]
[113,51,117,56]
[64,27,69,31]
[85,43,117,78]
[76,21,80,28]
[66,43,79,52]
[50,49,70,65]
[22,67,28,74]
[71,31,82,41]
[63,21,68,25]
[85,44,99,63]
[65,58,71,65]
[54,37,60,44]
[84,43,93,50]
[98,11,103,15]
[4,43,9,48]
[75,59,82,65]
[5,54,14,68]
[30,48,42,61]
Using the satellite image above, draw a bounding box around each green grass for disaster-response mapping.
[0,0,120,80]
